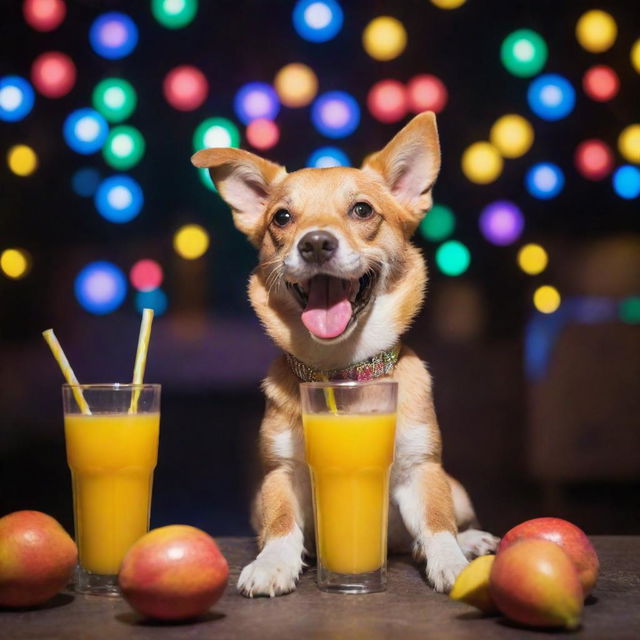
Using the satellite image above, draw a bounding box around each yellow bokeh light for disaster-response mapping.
[490,114,534,159]
[362,16,407,61]
[533,285,561,314]
[274,63,318,108]
[517,244,548,275]
[461,141,503,184]
[575,9,617,53]
[431,0,466,8]
[7,145,38,177]
[632,39,640,74]
[1,248,31,279]
[173,224,209,260]
[618,124,640,164]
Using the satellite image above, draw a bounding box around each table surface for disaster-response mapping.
[1,536,639,640]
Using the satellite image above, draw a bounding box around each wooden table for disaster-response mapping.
[2,536,639,639]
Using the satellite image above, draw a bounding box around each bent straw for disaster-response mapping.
[129,308,154,413]
[42,329,91,415]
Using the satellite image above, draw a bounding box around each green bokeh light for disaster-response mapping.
[619,296,640,324]
[501,29,548,78]
[102,125,145,170]
[435,240,470,276]
[198,167,217,192]
[152,0,198,29]
[92,78,137,123]
[193,117,240,152]
[420,204,455,242]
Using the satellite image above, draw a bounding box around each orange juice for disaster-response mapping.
[303,412,396,574]
[64,413,159,575]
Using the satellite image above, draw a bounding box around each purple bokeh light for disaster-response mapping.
[234,82,280,124]
[479,200,525,246]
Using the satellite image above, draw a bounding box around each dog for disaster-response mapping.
[192,112,499,597]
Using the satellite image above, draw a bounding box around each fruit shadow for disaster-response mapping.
[497,618,582,634]
[115,610,225,627]
[0,592,75,612]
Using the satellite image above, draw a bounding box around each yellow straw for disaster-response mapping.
[129,308,154,413]
[320,374,338,415]
[42,329,91,415]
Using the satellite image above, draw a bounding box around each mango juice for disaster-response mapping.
[64,413,159,575]
[303,412,396,574]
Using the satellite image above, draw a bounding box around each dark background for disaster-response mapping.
[1,0,639,539]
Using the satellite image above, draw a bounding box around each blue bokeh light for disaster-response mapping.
[0,75,35,122]
[527,73,575,121]
[72,168,101,197]
[292,0,343,43]
[135,288,168,316]
[525,162,565,199]
[311,91,360,138]
[95,175,144,223]
[63,108,109,155]
[74,261,127,315]
[89,12,138,59]
[307,146,351,168]
[234,82,280,125]
[613,165,640,199]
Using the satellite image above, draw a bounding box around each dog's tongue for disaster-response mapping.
[301,275,352,339]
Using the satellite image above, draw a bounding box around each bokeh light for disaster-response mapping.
[574,139,614,181]
[500,29,548,78]
[1,248,31,280]
[436,240,470,276]
[151,0,198,29]
[430,0,466,8]
[130,259,164,292]
[362,16,407,61]
[246,118,280,150]
[618,124,640,164]
[619,296,640,324]
[193,117,240,151]
[367,79,407,123]
[576,9,617,53]
[489,114,534,158]
[292,0,343,43]
[582,65,619,102]
[406,74,448,114]
[533,285,561,314]
[419,204,455,242]
[135,288,168,316]
[234,82,280,124]
[527,73,575,121]
[461,142,503,184]
[198,168,216,192]
[89,12,138,60]
[163,65,208,111]
[632,39,640,74]
[31,51,76,98]
[7,145,38,177]
[311,91,360,138]
[0,76,35,122]
[92,78,137,123]
[63,108,109,155]
[612,166,640,200]
[102,125,145,170]
[525,162,565,199]
[306,146,350,168]
[517,244,548,276]
[72,168,101,197]
[274,63,318,108]
[23,0,66,31]
[74,261,127,315]
[174,224,209,259]
[95,175,144,223]
[479,201,524,246]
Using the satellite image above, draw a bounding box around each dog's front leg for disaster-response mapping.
[237,466,304,597]
[394,460,468,593]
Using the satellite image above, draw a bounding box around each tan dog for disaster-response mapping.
[193,112,498,597]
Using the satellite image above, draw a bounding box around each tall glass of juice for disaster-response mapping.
[301,381,397,594]
[62,383,160,596]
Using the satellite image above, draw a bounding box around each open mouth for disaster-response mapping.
[286,271,378,340]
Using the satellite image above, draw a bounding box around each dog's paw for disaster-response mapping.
[237,530,304,598]
[457,528,500,560]
[423,531,469,593]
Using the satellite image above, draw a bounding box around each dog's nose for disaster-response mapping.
[298,230,338,264]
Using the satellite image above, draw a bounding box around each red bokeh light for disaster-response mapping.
[163,66,209,111]
[574,139,614,181]
[23,0,66,32]
[367,79,408,123]
[31,52,76,98]
[246,118,279,150]
[130,259,164,292]
[406,74,448,114]
[582,65,619,102]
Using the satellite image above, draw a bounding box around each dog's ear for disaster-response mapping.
[362,112,440,235]
[191,147,286,244]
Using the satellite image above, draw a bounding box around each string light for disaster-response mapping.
[151,0,198,29]
[92,78,137,123]
[1,248,31,280]
[95,175,144,223]
[72,168,101,197]
[430,0,466,8]
[576,9,617,53]
[246,118,280,150]
[193,117,240,151]
[527,73,575,121]
[619,296,640,324]
[632,39,640,74]
[0,76,35,122]
[525,162,565,199]
[292,0,343,43]
[307,146,350,168]
[274,63,318,108]
[618,124,640,164]
[234,82,280,124]
[436,240,470,276]
[31,51,76,98]
[135,288,168,315]
[311,91,360,138]
[174,224,209,259]
[130,259,163,292]
[7,145,38,177]
[89,12,138,59]
[419,204,455,242]
[612,166,640,200]
[74,261,127,315]
[63,108,109,155]
[518,244,548,275]
[461,142,503,184]
[501,29,548,78]
[23,0,66,32]
[406,74,448,114]
[490,114,534,158]
[582,65,619,102]
[102,125,145,170]
[479,201,524,246]
[362,16,407,61]
[367,79,407,123]
[163,65,208,111]
[533,285,561,314]
[574,140,613,181]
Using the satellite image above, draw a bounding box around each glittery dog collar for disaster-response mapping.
[285,343,401,383]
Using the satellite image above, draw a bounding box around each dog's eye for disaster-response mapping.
[272,209,292,227]
[351,202,374,220]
